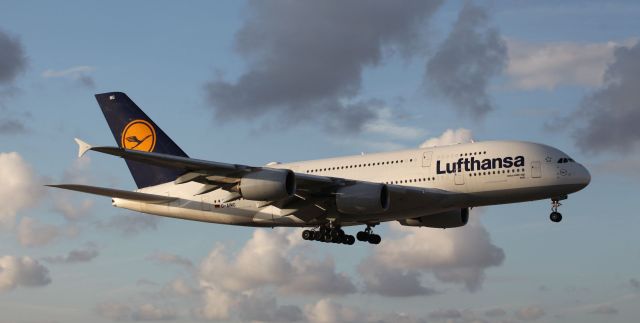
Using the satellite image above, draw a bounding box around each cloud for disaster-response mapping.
[569,41,640,154]
[358,215,504,295]
[199,228,355,295]
[425,1,507,118]
[17,216,60,247]
[95,302,177,321]
[362,106,426,140]
[630,278,640,290]
[515,306,545,321]
[42,65,96,88]
[96,213,159,236]
[589,304,618,315]
[0,28,27,85]
[428,308,462,320]
[52,157,96,221]
[0,119,26,135]
[484,308,507,317]
[146,252,194,270]
[42,243,99,264]
[196,228,355,320]
[0,152,43,227]
[204,0,443,132]
[0,255,51,292]
[132,304,178,321]
[506,39,632,90]
[304,298,426,323]
[420,128,473,148]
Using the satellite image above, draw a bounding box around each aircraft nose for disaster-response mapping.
[576,163,591,189]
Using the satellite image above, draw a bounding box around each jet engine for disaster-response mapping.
[336,183,390,215]
[398,208,469,228]
[235,169,296,201]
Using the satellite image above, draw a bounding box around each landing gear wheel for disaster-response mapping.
[302,230,312,240]
[368,234,381,245]
[356,231,370,241]
[345,235,355,245]
[550,212,562,223]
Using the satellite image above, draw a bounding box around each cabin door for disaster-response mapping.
[531,161,542,178]
[422,151,433,167]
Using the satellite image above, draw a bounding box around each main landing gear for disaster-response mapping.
[356,225,381,245]
[302,226,355,245]
[550,199,563,223]
[301,224,381,245]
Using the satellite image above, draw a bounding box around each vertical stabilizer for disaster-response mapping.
[95,92,188,188]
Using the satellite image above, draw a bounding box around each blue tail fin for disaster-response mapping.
[95,92,188,188]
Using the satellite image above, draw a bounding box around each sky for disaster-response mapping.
[1,0,639,322]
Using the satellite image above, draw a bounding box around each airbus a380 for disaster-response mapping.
[49,92,591,245]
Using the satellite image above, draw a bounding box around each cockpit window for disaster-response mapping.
[557,158,575,164]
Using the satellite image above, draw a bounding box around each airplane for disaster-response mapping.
[48,92,591,245]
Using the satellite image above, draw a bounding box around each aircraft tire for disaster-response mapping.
[368,234,381,244]
[550,212,562,223]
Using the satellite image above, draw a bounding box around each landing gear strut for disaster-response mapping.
[301,224,355,245]
[356,225,381,245]
[550,199,563,223]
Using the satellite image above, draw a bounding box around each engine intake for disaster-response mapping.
[336,183,390,215]
[236,169,296,201]
[398,208,469,228]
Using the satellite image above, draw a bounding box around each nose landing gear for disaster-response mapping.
[550,199,563,223]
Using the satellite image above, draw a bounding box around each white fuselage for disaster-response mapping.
[113,141,590,227]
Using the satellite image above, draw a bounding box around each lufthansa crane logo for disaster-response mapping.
[121,119,156,152]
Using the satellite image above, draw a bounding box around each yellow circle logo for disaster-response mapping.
[121,119,156,152]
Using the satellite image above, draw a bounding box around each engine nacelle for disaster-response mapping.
[336,183,390,215]
[398,208,469,228]
[236,169,296,201]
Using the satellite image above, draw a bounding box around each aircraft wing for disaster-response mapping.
[47,184,177,204]
[74,139,456,216]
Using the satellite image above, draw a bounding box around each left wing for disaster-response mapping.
[71,139,457,220]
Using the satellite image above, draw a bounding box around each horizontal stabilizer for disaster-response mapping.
[46,184,177,204]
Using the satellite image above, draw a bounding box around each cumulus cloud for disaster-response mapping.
[0,119,27,135]
[359,215,504,295]
[0,28,27,130]
[0,28,27,85]
[17,216,60,247]
[146,252,194,270]
[425,1,507,118]
[589,304,618,315]
[204,0,443,132]
[515,306,545,321]
[305,298,426,323]
[420,128,473,148]
[569,41,640,153]
[95,302,177,321]
[196,228,355,320]
[42,65,96,88]
[52,157,95,221]
[0,255,51,292]
[42,243,99,264]
[630,278,640,290]
[96,213,159,236]
[428,308,462,320]
[506,39,632,90]
[484,308,507,317]
[0,152,43,227]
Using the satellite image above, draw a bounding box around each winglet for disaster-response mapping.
[74,138,92,158]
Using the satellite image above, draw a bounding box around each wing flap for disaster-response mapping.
[46,184,177,204]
